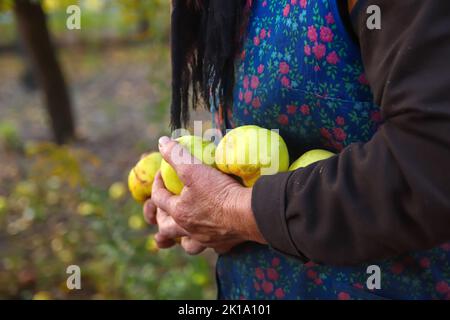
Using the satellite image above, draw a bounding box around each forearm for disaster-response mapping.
[226,186,267,245]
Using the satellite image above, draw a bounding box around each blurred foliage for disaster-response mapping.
[0,0,216,300]
[0,142,215,300]
[0,0,170,45]
[0,121,22,151]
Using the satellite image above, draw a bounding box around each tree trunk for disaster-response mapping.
[14,0,75,144]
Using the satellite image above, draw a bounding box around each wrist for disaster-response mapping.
[228,186,267,244]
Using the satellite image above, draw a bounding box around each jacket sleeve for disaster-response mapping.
[251,0,450,265]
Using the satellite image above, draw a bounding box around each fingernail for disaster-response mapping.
[159,136,171,148]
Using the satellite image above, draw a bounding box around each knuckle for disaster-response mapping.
[178,214,193,230]
[158,224,171,238]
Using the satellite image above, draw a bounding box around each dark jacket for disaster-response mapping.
[252,0,450,265]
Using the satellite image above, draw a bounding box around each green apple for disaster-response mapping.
[128,152,163,203]
[289,149,335,171]
[215,125,289,187]
[160,135,216,195]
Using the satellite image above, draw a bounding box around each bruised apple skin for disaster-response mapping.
[289,149,335,171]
[215,125,290,187]
[128,152,163,203]
[160,135,216,195]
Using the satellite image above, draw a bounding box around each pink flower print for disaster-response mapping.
[272,257,280,267]
[300,104,310,115]
[243,108,249,116]
[267,268,279,281]
[253,36,260,46]
[287,105,297,114]
[257,64,265,74]
[250,75,260,89]
[338,292,351,300]
[320,26,334,42]
[314,278,323,285]
[325,12,335,24]
[283,4,291,17]
[260,28,267,40]
[312,43,326,60]
[304,44,311,56]
[243,75,249,89]
[326,51,340,65]
[305,261,317,268]
[244,91,253,104]
[307,25,318,42]
[391,263,404,275]
[306,269,317,279]
[281,76,291,87]
[441,243,450,251]
[278,114,289,125]
[291,0,297,5]
[314,65,321,72]
[262,281,274,294]
[238,91,243,101]
[419,257,431,269]
[275,288,285,299]
[254,281,261,291]
[370,110,382,123]
[436,281,449,294]
[336,116,345,126]
[353,283,364,290]
[333,127,347,141]
[279,61,290,74]
[300,0,307,9]
[332,141,344,151]
[320,128,332,140]
[240,50,246,60]
[262,1,267,7]
[255,267,265,280]
[358,73,369,85]
[252,97,261,109]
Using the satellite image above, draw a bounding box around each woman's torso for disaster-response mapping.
[213,0,450,300]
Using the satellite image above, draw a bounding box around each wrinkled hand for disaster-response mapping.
[149,136,266,254]
[143,199,205,255]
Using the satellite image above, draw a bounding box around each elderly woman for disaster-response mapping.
[145,0,450,299]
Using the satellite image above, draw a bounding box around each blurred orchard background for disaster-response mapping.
[0,0,215,299]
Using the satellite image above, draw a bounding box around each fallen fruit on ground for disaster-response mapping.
[215,125,289,187]
[128,152,163,203]
[289,149,335,171]
[160,135,216,195]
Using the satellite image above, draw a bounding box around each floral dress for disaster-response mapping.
[213,0,450,300]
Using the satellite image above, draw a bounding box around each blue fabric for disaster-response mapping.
[213,0,450,300]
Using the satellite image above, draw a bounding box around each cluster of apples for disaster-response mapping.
[128,125,335,203]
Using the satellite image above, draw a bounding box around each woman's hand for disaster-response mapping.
[150,136,266,254]
[143,199,206,254]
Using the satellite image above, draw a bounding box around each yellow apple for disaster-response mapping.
[128,152,162,203]
[289,149,335,171]
[215,125,289,187]
[160,135,216,195]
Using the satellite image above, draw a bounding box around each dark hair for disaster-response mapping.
[170,0,251,130]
